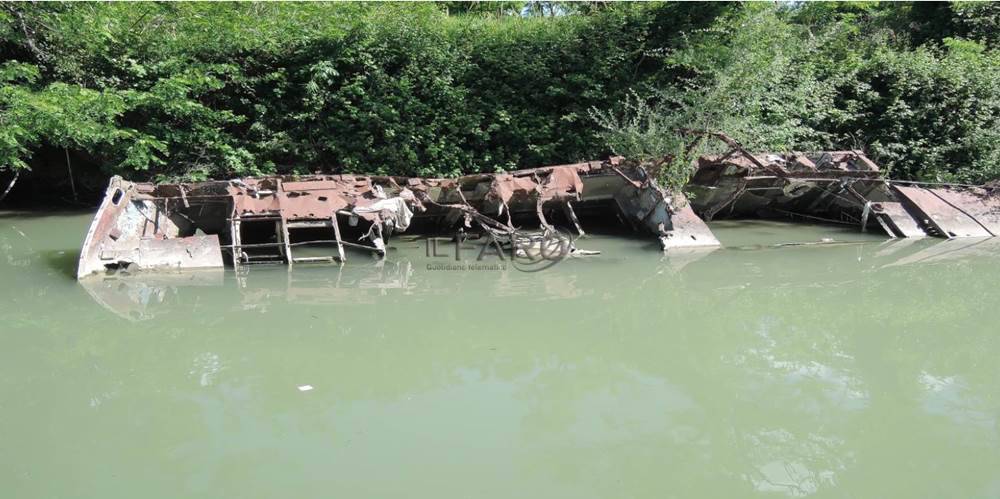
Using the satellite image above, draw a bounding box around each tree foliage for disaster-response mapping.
[1,1,999,193]
[593,2,1000,184]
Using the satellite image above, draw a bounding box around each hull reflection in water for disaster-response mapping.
[79,232,1000,321]
[79,260,418,320]
[80,270,226,321]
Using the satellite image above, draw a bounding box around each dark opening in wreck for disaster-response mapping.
[76,138,1000,279]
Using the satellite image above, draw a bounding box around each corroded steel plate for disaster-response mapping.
[892,185,992,238]
[665,203,721,248]
[875,201,927,238]
[928,188,1000,236]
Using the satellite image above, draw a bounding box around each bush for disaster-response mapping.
[838,39,1000,182]
[2,1,1000,195]
[590,2,1000,185]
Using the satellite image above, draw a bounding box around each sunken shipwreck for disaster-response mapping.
[76,134,1000,279]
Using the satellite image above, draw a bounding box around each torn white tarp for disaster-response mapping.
[352,196,414,231]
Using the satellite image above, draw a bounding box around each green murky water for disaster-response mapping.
[3,211,1000,498]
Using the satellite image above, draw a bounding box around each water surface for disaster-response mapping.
[3,211,1000,498]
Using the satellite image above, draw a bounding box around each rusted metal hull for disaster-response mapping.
[78,144,1000,279]
[685,143,1000,241]
[77,177,225,277]
[77,159,717,278]
[891,184,999,238]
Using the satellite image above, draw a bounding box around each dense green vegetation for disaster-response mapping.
[1,1,999,200]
